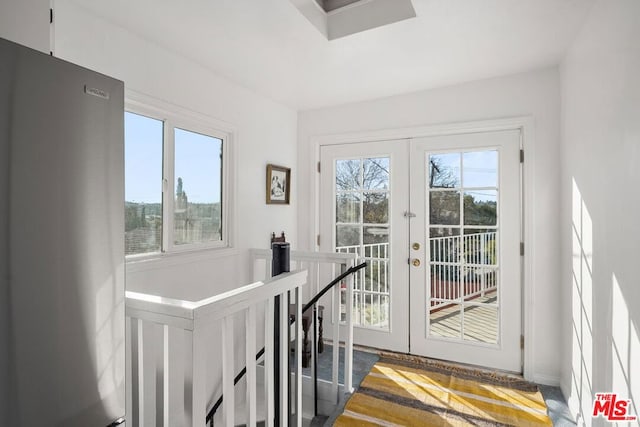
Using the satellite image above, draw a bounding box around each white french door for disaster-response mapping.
[319,130,522,372]
[320,140,409,352]
[409,130,522,372]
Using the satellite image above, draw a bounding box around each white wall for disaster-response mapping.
[298,68,562,383]
[560,1,640,424]
[0,0,49,53]
[53,1,298,297]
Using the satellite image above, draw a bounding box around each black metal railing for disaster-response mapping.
[206,261,367,426]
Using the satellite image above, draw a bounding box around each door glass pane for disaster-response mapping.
[430,191,461,225]
[463,150,498,188]
[463,228,497,266]
[464,267,498,306]
[429,228,460,263]
[429,153,461,188]
[463,304,498,343]
[363,158,389,190]
[336,193,361,223]
[430,264,461,302]
[363,192,388,223]
[464,190,497,226]
[336,225,360,249]
[173,128,223,245]
[336,159,361,191]
[335,156,391,330]
[430,304,462,339]
[428,149,500,344]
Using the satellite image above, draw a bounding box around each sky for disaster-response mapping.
[125,112,222,204]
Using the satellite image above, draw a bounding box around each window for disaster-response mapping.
[125,110,228,257]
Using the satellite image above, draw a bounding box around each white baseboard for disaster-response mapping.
[531,372,561,386]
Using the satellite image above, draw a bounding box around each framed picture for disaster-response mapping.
[266,164,291,205]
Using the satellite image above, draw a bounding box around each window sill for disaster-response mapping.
[126,246,242,274]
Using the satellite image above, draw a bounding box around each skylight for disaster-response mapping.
[316,0,363,13]
[294,0,416,40]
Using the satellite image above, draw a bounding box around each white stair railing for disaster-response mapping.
[125,269,308,427]
[250,249,358,412]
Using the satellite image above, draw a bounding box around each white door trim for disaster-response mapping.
[310,116,536,380]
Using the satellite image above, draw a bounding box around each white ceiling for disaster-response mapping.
[74,0,594,110]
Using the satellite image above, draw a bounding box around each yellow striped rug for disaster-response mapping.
[334,358,552,426]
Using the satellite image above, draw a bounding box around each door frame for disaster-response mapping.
[310,116,536,380]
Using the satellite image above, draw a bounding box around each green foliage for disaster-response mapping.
[463,194,497,226]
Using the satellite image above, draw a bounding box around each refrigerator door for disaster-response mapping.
[2,38,125,426]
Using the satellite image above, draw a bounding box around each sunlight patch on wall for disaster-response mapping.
[611,273,639,420]
[569,178,594,424]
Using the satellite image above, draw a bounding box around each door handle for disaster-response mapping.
[412,242,421,250]
[412,258,421,267]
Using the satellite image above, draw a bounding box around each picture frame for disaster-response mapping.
[266,164,291,205]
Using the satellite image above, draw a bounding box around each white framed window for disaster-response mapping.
[124,103,232,258]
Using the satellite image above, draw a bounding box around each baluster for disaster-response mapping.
[446,244,449,300]
[279,291,289,427]
[345,260,354,394]
[294,288,303,426]
[222,316,235,427]
[125,316,134,426]
[137,320,157,427]
[129,317,142,426]
[162,325,169,427]
[184,322,206,427]
[164,326,184,426]
[332,272,340,403]
[246,306,257,427]
[265,297,275,427]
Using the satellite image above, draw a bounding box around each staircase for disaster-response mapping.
[125,249,362,427]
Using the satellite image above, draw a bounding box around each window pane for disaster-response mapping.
[125,112,163,256]
[173,128,223,246]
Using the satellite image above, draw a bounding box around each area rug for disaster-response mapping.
[333,357,552,426]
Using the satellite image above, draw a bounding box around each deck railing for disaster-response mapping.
[335,232,498,313]
[430,231,498,309]
[336,243,389,328]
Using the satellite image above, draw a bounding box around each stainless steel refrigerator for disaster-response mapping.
[0,37,126,426]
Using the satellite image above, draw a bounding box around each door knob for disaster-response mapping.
[412,258,421,267]
[412,242,421,250]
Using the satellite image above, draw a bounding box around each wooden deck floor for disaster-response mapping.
[429,291,498,343]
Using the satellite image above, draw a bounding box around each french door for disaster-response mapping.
[319,130,522,372]
[409,130,521,372]
[319,140,410,352]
